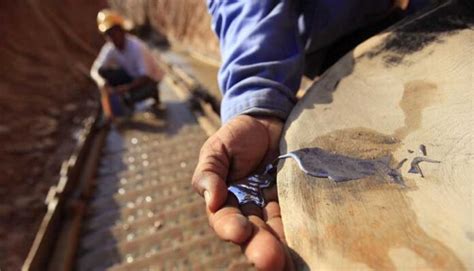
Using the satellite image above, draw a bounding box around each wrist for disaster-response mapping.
[245,114,283,131]
[242,114,284,154]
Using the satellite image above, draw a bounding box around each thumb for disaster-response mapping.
[192,135,231,212]
[192,170,228,212]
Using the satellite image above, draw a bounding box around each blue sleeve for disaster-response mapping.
[208,0,304,123]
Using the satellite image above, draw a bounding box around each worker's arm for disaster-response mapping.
[192,1,305,270]
[90,44,113,89]
[209,0,304,123]
[90,44,117,119]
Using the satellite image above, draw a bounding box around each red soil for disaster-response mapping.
[0,1,107,269]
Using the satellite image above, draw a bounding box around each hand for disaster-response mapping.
[100,84,112,96]
[192,115,292,270]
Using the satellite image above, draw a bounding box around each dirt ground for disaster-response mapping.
[0,1,107,269]
[109,0,220,62]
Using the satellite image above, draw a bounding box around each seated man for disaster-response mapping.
[91,9,164,120]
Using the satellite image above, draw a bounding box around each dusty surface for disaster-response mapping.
[109,0,220,61]
[158,48,221,99]
[278,2,473,269]
[0,1,107,269]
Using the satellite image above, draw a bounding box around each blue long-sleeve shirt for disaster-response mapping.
[208,0,427,123]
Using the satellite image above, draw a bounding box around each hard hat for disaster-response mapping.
[97,9,133,33]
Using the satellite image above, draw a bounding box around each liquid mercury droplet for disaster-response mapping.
[228,147,406,207]
[279,148,405,183]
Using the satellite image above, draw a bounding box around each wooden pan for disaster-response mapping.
[278,1,473,270]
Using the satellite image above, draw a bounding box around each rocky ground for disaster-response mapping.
[0,1,107,269]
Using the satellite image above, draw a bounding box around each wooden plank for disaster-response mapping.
[278,1,473,270]
[22,199,61,271]
[47,126,108,271]
[22,114,104,271]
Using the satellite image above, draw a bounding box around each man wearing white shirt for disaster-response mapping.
[91,9,164,119]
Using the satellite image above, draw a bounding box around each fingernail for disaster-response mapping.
[235,214,249,228]
[204,190,210,205]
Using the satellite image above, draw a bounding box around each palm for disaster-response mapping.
[193,115,291,270]
[225,117,277,181]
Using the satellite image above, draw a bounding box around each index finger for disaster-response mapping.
[207,193,253,244]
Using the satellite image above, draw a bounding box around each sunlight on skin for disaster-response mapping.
[192,115,293,270]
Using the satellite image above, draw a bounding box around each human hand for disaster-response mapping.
[100,84,112,96]
[192,115,292,270]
